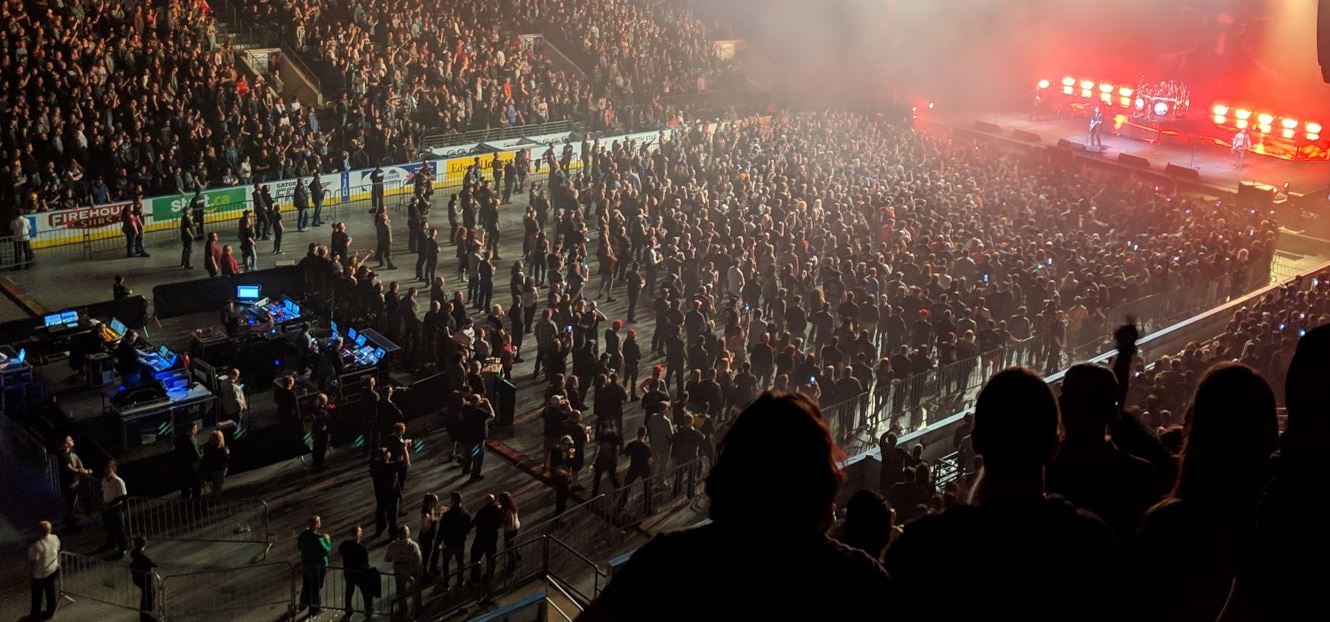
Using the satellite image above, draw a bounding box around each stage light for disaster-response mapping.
[1282,128,1296,139]
[1099,83,1113,93]
[911,105,917,112]
[1236,119,1249,129]
[1258,124,1272,134]
[1062,76,1075,87]
[1212,104,1229,116]
[1134,97,1145,111]
[1306,121,1322,134]
[1081,89,1092,98]
[1258,113,1274,125]
[1213,114,1227,125]
[1119,86,1133,97]
[1282,118,1299,129]
[928,102,935,110]
[1153,101,1170,117]
[1101,93,1112,104]
[1235,109,1252,120]
[1038,79,1050,89]
[1080,80,1094,89]
[1119,97,1131,107]
[1062,86,1073,95]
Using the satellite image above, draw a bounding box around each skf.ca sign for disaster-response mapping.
[48,202,129,229]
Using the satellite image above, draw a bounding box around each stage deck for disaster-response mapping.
[943,111,1330,198]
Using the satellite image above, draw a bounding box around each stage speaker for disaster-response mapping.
[1117,153,1151,169]
[1012,129,1041,143]
[1321,0,1330,81]
[1238,181,1278,213]
[973,121,1002,133]
[1057,138,1087,152]
[1165,163,1201,180]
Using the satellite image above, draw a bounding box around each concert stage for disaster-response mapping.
[941,111,1330,198]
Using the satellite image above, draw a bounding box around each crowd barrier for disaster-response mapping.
[158,561,295,619]
[123,497,273,554]
[58,551,162,617]
[19,127,670,258]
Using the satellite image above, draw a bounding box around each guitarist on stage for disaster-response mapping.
[1088,106,1104,148]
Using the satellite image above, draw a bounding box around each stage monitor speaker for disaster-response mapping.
[1117,153,1151,169]
[1321,0,1330,81]
[1057,138,1087,152]
[1165,163,1201,180]
[1237,181,1278,213]
[973,121,1002,133]
[1012,129,1041,143]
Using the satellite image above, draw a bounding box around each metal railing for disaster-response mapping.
[0,234,33,270]
[604,456,706,529]
[158,561,296,619]
[422,120,575,152]
[58,551,163,617]
[320,563,400,619]
[123,497,272,551]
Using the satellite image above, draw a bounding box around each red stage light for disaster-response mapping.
[1099,83,1113,93]
[1235,109,1252,120]
[1062,76,1075,87]
[1119,86,1133,97]
[1258,113,1275,125]
[1282,129,1296,139]
[1212,104,1229,116]
[1119,97,1131,107]
[1063,86,1074,95]
[1153,101,1170,117]
[928,102,935,110]
[1101,93,1112,104]
[1282,118,1299,129]
[1038,79,1050,89]
[1213,114,1227,125]
[1080,80,1094,90]
[1236,119,1249,129]
[1307,121,1323,134]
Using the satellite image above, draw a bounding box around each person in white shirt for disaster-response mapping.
[1232,128,1252,169]
[384,525,423,615]
[10,213,33,269]
[100,460,130,559]
[28,520,60,619]
[218,368,248,423]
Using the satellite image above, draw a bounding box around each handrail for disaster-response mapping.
[546,573,589,614]
[546,534,608,582]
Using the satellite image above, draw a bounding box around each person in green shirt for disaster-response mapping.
[297,515,332,615]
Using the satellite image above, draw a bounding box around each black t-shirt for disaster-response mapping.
[885,495,1124,621]
[624,440,651,472]
[339,540,369,570]
[600,522,892,620]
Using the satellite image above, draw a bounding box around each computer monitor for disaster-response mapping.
[289,301,302,318]
[157,345,171,359]
[236,285,261,302]
[15,348,25,364]
[109,318,127,337]
[43,313,62,328]
[372,347,386,363]
[355,334,367,348]
[348,327,358,342]
[330,321,340,337]
[59,310,78,325]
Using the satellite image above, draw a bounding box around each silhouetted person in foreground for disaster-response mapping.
[838,489,893,561]
[578,392,893,621]
[1047,363,1160,543]
[1133,363,1277,622]
[886,367,1125,621]
[1221,325,1330,620]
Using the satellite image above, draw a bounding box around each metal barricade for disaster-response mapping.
[606,455,706,530]
[58,551,163,617]
[123,497,272,551]
[321,564,398,618]
[158,561,296,619]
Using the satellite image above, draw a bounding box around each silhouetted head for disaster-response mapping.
[973,367,1059,477]
[706,392,843,531]
[1172,363,1277,505]
[841,489,892,560]
[1058,364,1118,439]
[1282,325,1330,463]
